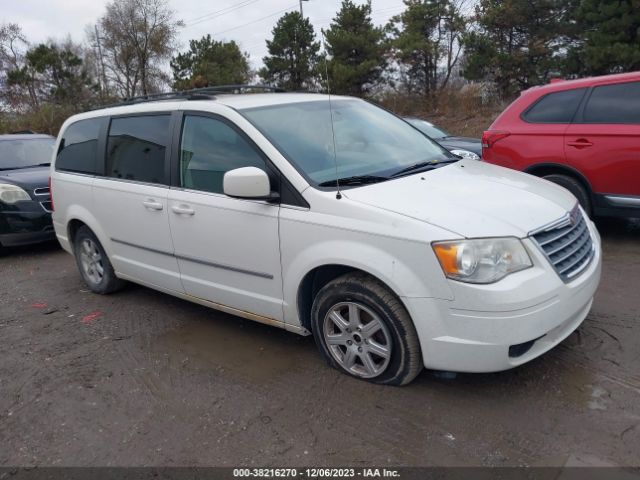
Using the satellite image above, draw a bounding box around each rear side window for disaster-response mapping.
[583,82,640,124]
[179,115,266,194]
[106,115,170,184]
[56,118,104,174]
[522,88,587,123]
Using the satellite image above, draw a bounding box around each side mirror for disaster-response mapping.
[223,167,279,201]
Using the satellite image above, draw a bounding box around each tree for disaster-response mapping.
[93,0,183,98]
[564,0,640,75]
[462,0,568,98]
[6,41,97,110]
[0,23,28,107]
[388,0,467,96]
[171,35,251,90]
[323,0,387,96]
[260,11,320,90]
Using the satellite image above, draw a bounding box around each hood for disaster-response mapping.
[0,167,50,194]
[439,137,482,156]
[343,160,576,238]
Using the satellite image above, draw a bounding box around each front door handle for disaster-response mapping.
[171,204,195,216]
[142,199,163,211]
[567,139,593,148]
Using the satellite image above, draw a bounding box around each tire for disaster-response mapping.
[73,226,125,294]
[311,272,422,386]
[542,174,592,217]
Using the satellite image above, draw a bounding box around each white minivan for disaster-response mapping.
[51,89,602,385]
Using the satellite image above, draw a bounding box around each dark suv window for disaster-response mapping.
[523,88,587,123]
[179,115,266,194]
[56,118,105,174]
[107,115,170,184]
[583,82,640,124]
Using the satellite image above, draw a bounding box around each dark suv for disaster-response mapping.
[483,72,640,218]
[0,133,56,251]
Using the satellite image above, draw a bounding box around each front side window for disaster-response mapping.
[1,137,55,171]
[240,99,451,186]
[180,115,266,194]
[583,82,640,124]
[106,115,170,184]
[522,88,587,123]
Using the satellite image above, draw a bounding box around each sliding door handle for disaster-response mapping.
[142,199,163,211]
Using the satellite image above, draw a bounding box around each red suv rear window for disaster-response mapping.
[522,88,587,123]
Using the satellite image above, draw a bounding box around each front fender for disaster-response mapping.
[281,237,454,327]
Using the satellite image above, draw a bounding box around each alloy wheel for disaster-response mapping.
[322,301,392,378]
[79,238,104,285]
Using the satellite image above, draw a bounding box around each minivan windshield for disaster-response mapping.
[405,118,450,139]
[0,138,55,170]
[241,99,453,187]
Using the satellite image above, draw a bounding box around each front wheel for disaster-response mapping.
[311,273,423,385]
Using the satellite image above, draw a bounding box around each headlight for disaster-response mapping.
[432,237,532,284]
[0,183,31,204]
[450,149,480,161]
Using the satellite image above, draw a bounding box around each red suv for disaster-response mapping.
[482,72,640,218]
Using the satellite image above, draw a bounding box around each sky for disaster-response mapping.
[3,0,409,68]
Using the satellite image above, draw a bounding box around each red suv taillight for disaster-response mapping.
[48,176,54,212]
[482,130,510,149]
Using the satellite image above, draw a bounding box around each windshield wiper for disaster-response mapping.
[391,160,439,177]
[318,175,388,187]
[391,158,458,178]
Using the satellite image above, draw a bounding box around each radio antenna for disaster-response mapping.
[320,29,341,200]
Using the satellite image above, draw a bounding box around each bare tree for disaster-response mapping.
[93,0,183,98]
[0,23,29,107]
[387,0,468,96]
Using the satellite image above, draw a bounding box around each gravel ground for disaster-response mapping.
[0,217,639,467]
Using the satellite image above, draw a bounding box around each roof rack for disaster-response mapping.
[95,84,285,110]
[10,129,37,134]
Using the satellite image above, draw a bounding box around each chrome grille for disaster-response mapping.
[40,200,53,212]
[34,187,50,196]
[531,206,595,282]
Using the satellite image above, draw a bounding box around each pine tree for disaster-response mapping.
[323,0,387,96]
[7,42,96,109]
[171,35,251,90]
[462,0,568,98]
[259,12,320,90]
[565,0,640,75]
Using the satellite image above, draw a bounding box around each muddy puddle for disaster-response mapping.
[154,312,314,383]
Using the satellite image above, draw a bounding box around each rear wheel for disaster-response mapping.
[542,174,592,216]
[73,226,125,294]
[311,272,423,386]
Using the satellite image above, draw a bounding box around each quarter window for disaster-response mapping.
[106,115,170,184]
[180,115,266,194]
[583,82,640,124]
[522,88,587,123]
[56,118,105,174]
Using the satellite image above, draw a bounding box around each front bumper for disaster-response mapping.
[404,221,602,373]
[0,202,55,247]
